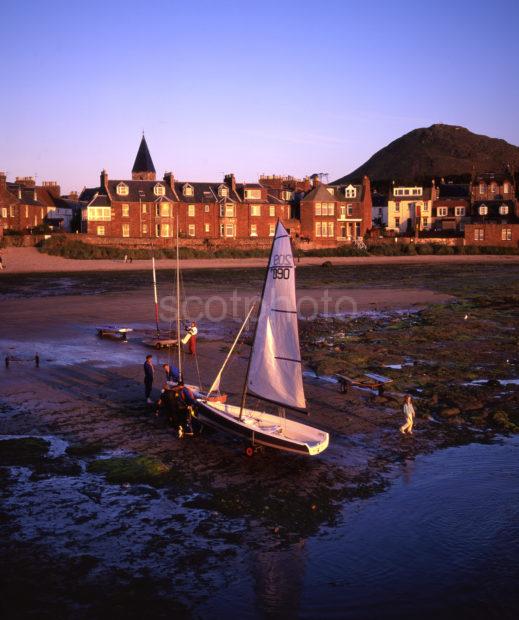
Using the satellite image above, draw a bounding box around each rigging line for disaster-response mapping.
[274,356,302,364]
[271,309,297,314]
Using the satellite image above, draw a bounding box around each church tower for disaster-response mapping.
[132,134,156,181]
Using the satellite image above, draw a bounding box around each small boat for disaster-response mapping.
[196,220,329,456]
[97,326,133,341]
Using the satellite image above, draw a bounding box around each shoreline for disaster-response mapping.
[1,246,519,274]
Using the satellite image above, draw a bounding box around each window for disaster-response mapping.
[122,224,130,237]
[158,203,169,217]
[479,205,488,215]
[423,217,428,226]
[204,223,210,233]
[490,183,497,193]
[122,204,129,217]
[479,183,485,195]
[269,205,275,217]
[339,223,346,238]
[220,203,235,218]
[183,184,194,196]
[327,222,334,237]
[250,224,258,237]
[269,223,275,236]
[155,224,161,237]
[225,223,234,237]
[437,207,448,217]
[142,203,147,214]
[282,190,292,201]
[245,188,261,200]
[219,186,228,197]
[142,223,148,235]
[339,205,346,219]
[315,222,322,237]
[404,189,410,196]
[474,228,484,241]
[250,204,261,216]
[422,204,429,211]
[326,203,335,216]
[87,207,111,221]
[455,206,465,217]
[97,225,105,236]
[188,224,195,237]
[504,182,510,194]
[154,184,165,196]
[188,204,195,217]
[499,205,509,215]
[502,228,512,241]
[395,217,400,227]
[161,223,170,237]
[1,208,6,218]
[116,183,128,196]
[315,203,321,216]
[347,205,353,216]
[345,185,356,198]
[204,204,210,213]
[10,206,15,217]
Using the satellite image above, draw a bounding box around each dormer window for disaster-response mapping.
[116,182,129,196]
[245,188,261,200]
[154,184,165,196]
[282,190,293,201]
[183,184,194,197]
[345,185,356,198]
[218,185,228,198]
[479,205,488,215]
[499,205,509,215]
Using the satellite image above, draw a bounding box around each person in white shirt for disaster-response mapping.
[400,394,415,435]
[182,321,198,355]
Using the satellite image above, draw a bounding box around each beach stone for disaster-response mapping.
[321,261,333,268]
[440,407,461,418]
[373,396,388,404]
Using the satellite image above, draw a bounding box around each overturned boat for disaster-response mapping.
[196,221,329,456]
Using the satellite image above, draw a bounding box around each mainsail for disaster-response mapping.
[247,221,306,412]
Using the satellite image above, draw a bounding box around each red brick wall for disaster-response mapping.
[464,223,519,246]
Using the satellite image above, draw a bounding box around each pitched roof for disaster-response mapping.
[301,184,339,202]
[438,183,470,198]
[132,135,156,174]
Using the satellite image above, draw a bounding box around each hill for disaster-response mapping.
[334,124,519,185]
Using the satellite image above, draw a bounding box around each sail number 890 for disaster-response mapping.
[271,266,291,280]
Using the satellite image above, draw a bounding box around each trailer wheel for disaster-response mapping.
[245,446,254,457]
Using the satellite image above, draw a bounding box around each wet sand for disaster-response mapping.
[1,246,519,274]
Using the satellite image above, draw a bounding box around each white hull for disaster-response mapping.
[196,401,329,456]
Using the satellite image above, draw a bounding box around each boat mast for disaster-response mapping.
[175,205,183,379]
[151,256,160,338]
[239,220,279,420]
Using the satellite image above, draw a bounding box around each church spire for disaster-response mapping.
[132,134,156,180]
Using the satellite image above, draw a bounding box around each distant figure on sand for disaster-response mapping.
[182,321,198,355]
[400,394,415,435]
[163,362,180,384]
[144,354,154,404]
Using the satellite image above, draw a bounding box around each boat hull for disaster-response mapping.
[195,401,329,456]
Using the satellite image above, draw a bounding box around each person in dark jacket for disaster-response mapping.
[144,355,154,403]
[163,362,180,384]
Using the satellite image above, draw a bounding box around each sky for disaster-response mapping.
[2,0,519,193]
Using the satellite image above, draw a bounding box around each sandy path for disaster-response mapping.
[1,246,518,274]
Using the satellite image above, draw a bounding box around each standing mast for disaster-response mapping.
[175,205,182,379]
[151,256,160,338]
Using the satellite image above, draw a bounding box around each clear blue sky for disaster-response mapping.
[2,0,519,192]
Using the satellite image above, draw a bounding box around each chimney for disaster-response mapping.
[0,171,6,190]
[100,169,108,192]
[17,187,22,200]
[15,176,35,187]
[42,181,60,198]
[163,171,175,191]
[311,174,320,188]
[33,189,37,202]
[224,173,236,192]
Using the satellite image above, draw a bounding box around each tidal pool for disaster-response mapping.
[199,436,519,619]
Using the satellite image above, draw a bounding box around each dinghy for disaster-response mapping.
[196,221,329,456]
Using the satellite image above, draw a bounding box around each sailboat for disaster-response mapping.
[142,255,178,349]
[196,221,329,456]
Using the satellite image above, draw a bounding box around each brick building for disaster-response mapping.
[431,182,470,232]
[299,176,372,242]
[80,136,371,243]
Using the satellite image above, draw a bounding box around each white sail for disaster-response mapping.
[247,221,306,411]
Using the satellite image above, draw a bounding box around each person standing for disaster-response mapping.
[144,354,154,404]
[182,321,198,355]
[400,394,415,435]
